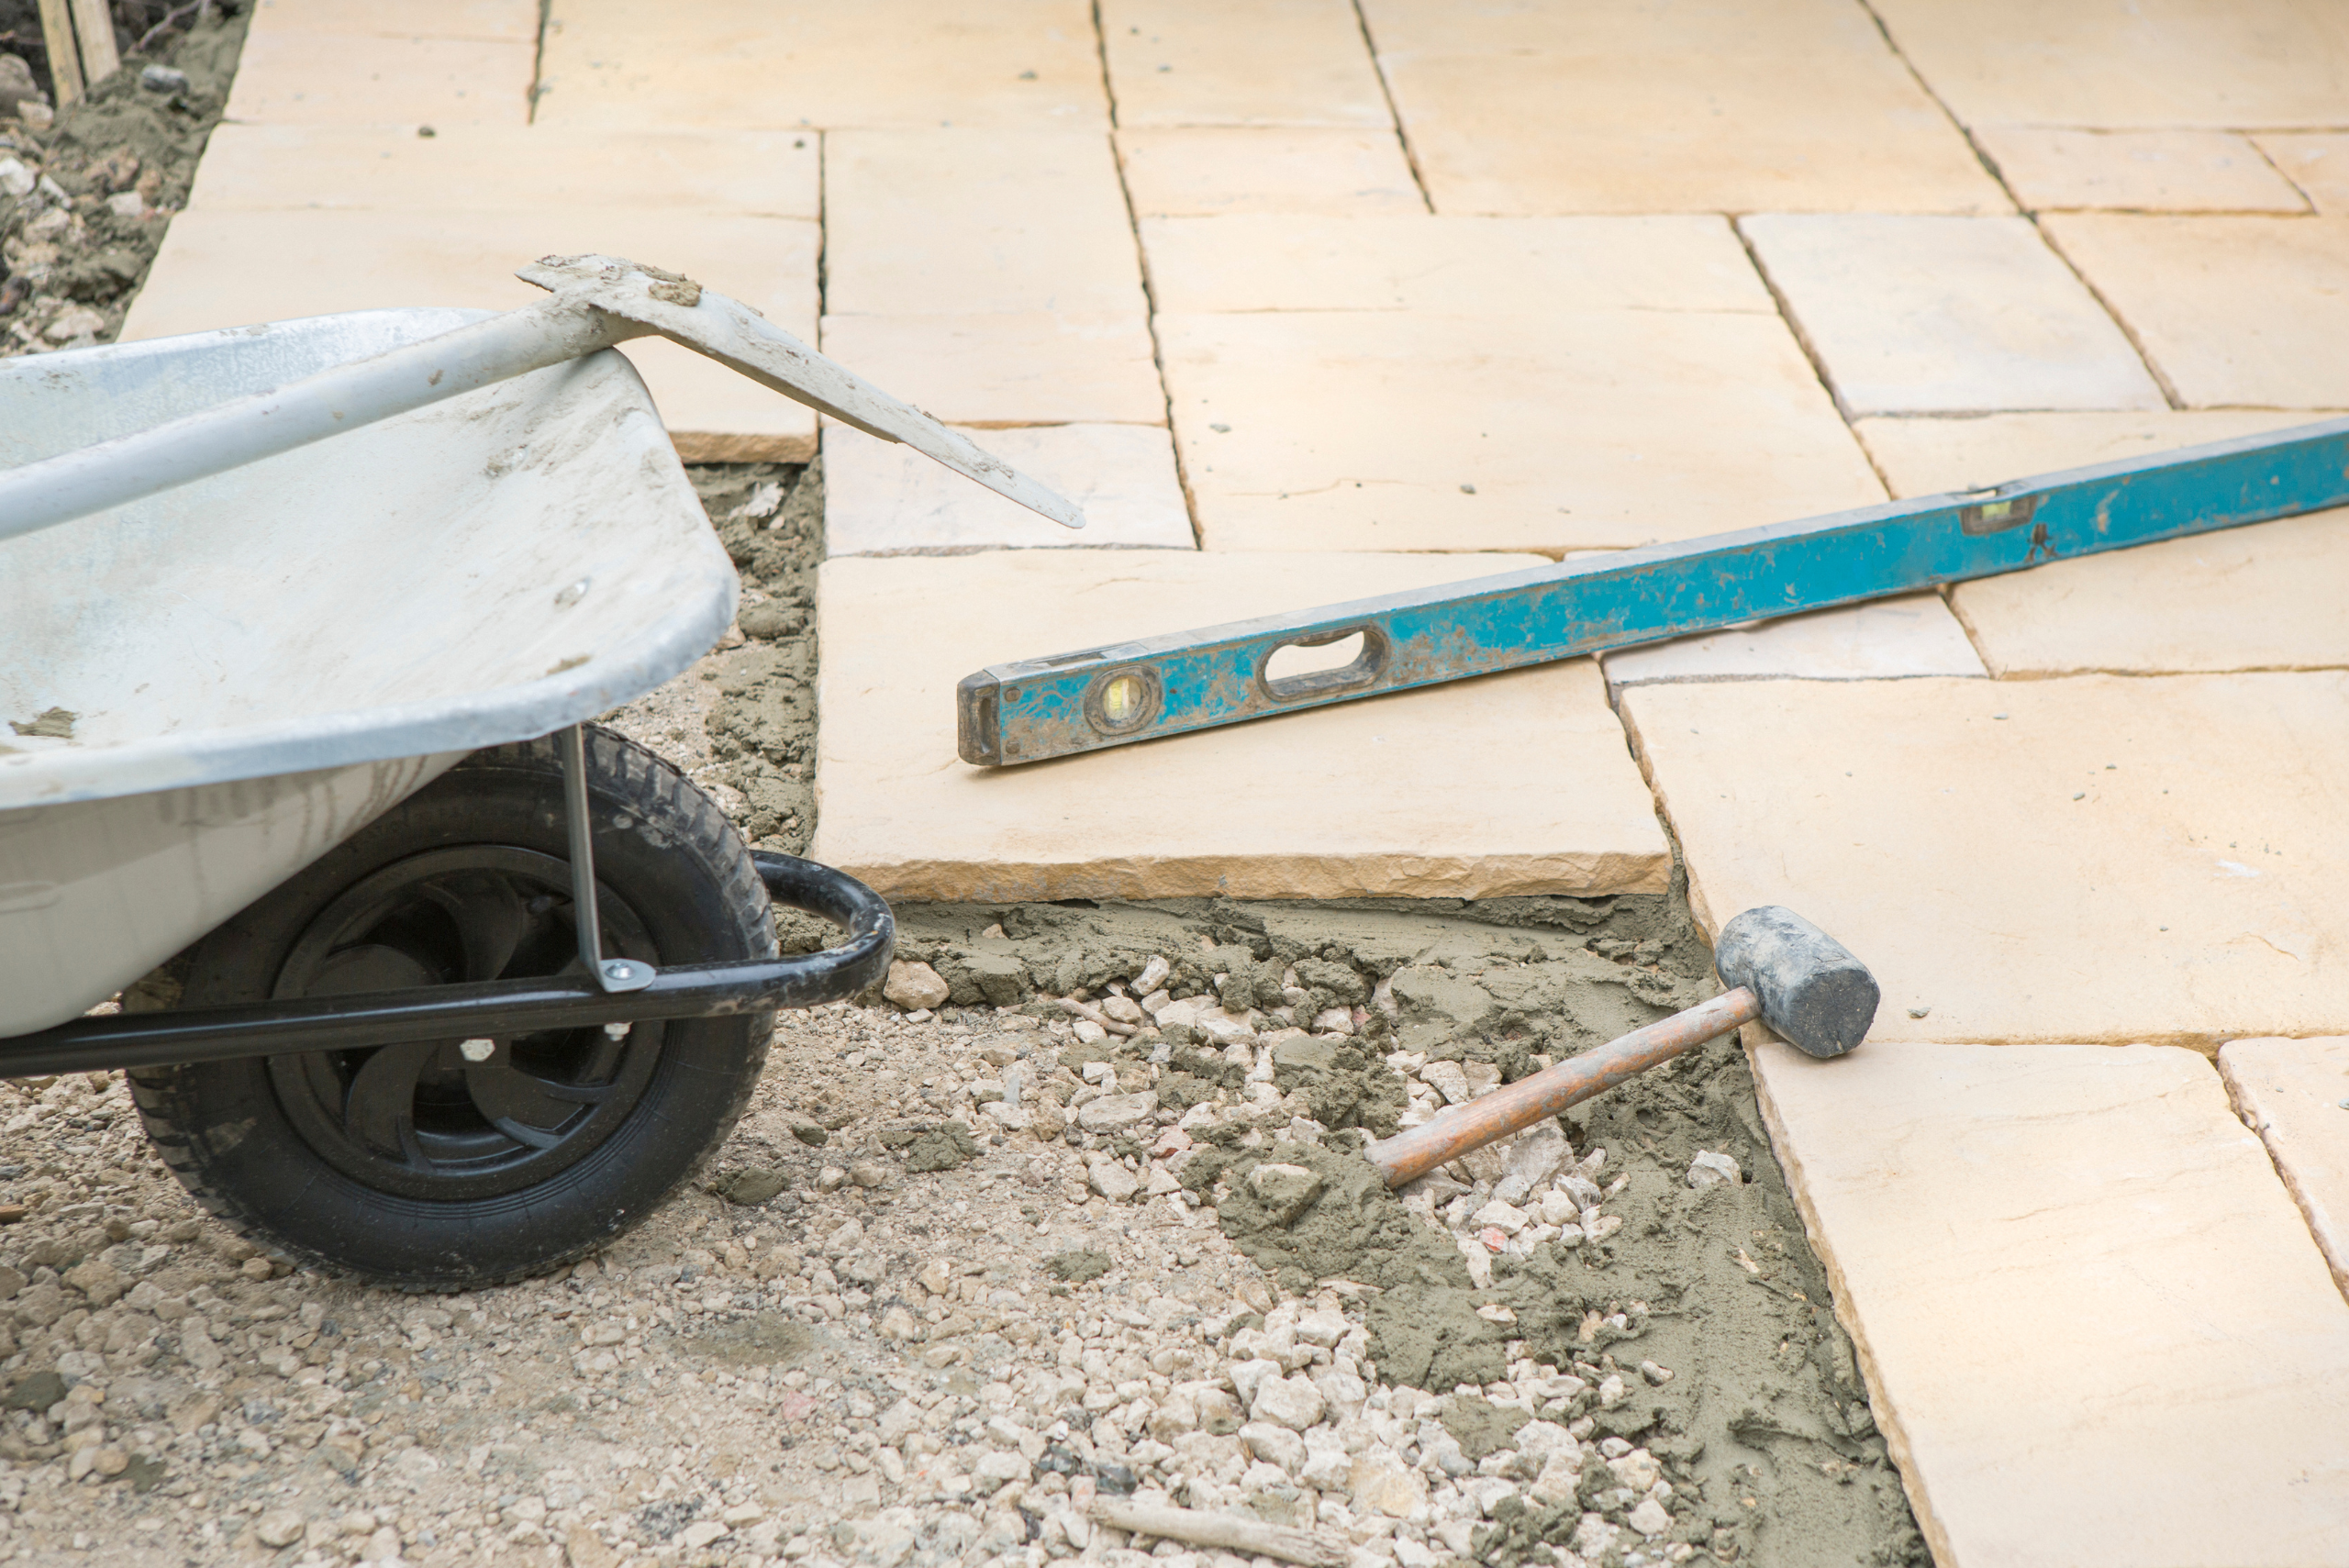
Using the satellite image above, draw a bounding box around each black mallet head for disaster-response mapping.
[1714,906,1879,1059]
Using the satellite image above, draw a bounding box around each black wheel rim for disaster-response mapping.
[264,846,667,1202]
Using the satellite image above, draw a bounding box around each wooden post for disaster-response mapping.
[67,0,120,87]
[35,0,83,108]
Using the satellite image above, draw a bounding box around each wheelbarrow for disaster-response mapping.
[0,257,1081,1287]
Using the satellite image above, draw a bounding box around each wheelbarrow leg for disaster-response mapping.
[560,725,655,995]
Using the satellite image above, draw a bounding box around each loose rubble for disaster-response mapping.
[0,967,1922,1568]
[0,468,1923,1563]
[0,6,248,359]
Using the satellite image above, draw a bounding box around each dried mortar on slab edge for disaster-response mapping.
[612,466,1932,1566]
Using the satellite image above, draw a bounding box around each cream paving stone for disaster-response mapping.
[1117,128,1423,217]
[823,129,1146,317]
[246,0,540,39]
[2042,215,2349,407]
[123,209,820,462]
[1871,0,2349,131]
[1742,215,2165,416]
[1974,127,2309,214]
[187,125,821,217]
[1600,596,1986,691]
[534,0,1108,132]
[1623,673,2349,1049]
[1750,1037,2349,1567]
[822,423,1194,555]
[1855,409,2332,498]
[1857,411,2349,677]
[1140,214,1773,315]
[2257,134,2349,216]
[1358,0,2006,215]
[811,551,1670,902]
[815,314,1164,428]
[222,32,535,127]
[1156,308,1884,553]
[2221,1037,2349,1297]
[1101,0,1390,128]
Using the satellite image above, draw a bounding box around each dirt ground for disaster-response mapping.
[0,460,1925,1568]
[0,4,247,356]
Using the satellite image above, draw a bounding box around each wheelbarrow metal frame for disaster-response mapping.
[0,848,893,1079]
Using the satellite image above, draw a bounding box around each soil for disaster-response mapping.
[0,4,248,354]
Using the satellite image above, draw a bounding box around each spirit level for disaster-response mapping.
[957,417,2349,766]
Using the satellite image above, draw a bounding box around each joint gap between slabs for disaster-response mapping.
[2240,138,2320,215]
[1348,0,1434,216]
[527,0,552,124]
[1853,0,2029,222]
[1730,218,1877,471]
[1091,0,1202,550]
[2023,210,2189,410]
[1854,1,2190,412]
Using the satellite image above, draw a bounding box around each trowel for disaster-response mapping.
[0,253,1085,541]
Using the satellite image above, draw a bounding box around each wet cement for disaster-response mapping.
[674,462,1931,1567]
[896,895,1925,1566]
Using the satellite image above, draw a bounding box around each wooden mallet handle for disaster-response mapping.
[1365,987,1760,1188]
[1364,906,1878,1190]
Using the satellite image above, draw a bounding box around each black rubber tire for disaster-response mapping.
[126,727,774,1287]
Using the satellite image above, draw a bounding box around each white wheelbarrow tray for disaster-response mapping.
[0,307,731,1039]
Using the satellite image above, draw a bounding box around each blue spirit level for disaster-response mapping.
[956,417,2349,766]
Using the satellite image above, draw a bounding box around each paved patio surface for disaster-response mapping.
[122,2,2349,1561]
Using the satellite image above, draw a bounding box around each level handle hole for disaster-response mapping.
[1260,627,1386,701]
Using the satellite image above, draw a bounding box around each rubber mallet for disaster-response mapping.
[1365,906,1877,1188]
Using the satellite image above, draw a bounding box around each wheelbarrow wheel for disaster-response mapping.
[126,726,775,1287]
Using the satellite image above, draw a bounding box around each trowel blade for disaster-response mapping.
[517,254,1085,530]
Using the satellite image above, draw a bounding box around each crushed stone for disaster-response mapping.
[0,6,248,356]
[2,463,1927,1566]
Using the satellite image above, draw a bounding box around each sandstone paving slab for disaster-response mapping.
[1358,0,2006,215]
[1749,1036,2349,1566]
[2041,215,2349,408]
[810,551,1670,902]
[1117,128,1423,217]
[187,123,821,217]
[822,423,1194,555]
[1621,673,2349,1049]
[815,313,1164,428]
[1139,214,1772,315]
[1973,127,2309,214]
[246,0,540,39]
[1156,308,1884,553]
[222,31,535,126]
[824,129,1145,317]
[1871,0,2349,130]
[1100,0,1390,128]
[1741,215,2165,416]
[122,208,820,462]
[1855,409,2331,498]
[2221,1037,2349,1297]
[1857,411,2349,677]
[2256,134,2349,216]
[534,0,1108,132]
[1600,595,1985,691]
